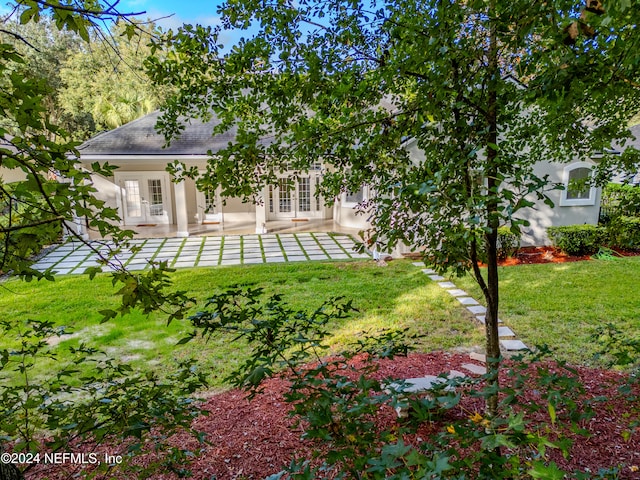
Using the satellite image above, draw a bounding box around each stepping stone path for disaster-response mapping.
[386,362,488,417]
[411,262,529,353]
[30,233,370,275]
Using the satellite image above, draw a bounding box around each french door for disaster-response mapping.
[116,172,171,225]
[268,174,322,220]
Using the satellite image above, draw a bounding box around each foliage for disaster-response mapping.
[497,226,521,259]
[605,215,640,251]
[600,183,640,224]
[0,17,92,141]
[59,20,171,135]
[190,288,608,479]
[547,225,604,256]
[0,7,166,142]
[549,217,640,254]
[592,323,640,371]
[0,1,191,309]
[478,226,520,262]
[0,181,63,266]
[147,0,640,417]
[0,317,207,478]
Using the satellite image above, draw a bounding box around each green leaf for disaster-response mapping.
[547,401,556,425]
[99,309,117,322]
[481,433,516,450]
[528,461,566,480]
[19,6,39,24]
[176,332,197,345]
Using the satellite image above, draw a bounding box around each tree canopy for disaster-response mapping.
[59,19,171,133]
[0,14,168,141]
[147,0,640,414]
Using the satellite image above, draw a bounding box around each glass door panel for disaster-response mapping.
[298,177,311,212]
[278,178,293,215]
[147,179,165,217]
[124,180,143,220]
[118,174,171,225]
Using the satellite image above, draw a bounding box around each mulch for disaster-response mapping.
[498,245,640,266]
[26,352,640,480]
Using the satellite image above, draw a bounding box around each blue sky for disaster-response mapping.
[0,1,224,30]
[117,0,225,30]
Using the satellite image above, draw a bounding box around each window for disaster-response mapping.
[344,186,367,205]
[560,162,596,206]
[298,177,311,212]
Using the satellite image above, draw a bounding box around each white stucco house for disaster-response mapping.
[76,111,637,245]
[76,110,371,238]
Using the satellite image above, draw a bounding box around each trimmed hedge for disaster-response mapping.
[497,226,520,259]
[547,225,604,256]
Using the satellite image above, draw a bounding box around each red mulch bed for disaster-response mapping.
[498,246,640,266]
[26,352,640,480]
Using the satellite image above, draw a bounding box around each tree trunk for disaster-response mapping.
[483,228,501,418]
[484,0,501,419]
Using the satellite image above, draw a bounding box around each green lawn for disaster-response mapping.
[454,256,640,366]
[1,260,483,388]
[5,256,637,390]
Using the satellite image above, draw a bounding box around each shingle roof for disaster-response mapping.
[79,108,640,158]
[78,110,235,156]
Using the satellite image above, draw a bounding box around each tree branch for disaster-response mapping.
[24,0,145,19]
[0,215,65,234]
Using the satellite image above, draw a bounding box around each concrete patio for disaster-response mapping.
[31,232,371,275]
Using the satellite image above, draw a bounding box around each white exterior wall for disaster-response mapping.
[517,159,601,246]
[89,174,121,225]
[404,140,601,247]
[333,200,369,230]
[0,167,26,183]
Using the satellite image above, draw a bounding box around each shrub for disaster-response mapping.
[0,318,208,479]
[600,183,640,224]
[189,288,604,479]
[496,226,520,259]
[605,216,640,251]
[547,225,604,256]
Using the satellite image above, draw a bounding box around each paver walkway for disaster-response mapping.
[32,233,370,275]
[412,262,529,354]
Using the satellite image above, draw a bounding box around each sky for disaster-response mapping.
[0,0,225,31]
[116,0,225,30]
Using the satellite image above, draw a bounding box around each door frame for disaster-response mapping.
[114,171,173,225]
[267,172,324,221]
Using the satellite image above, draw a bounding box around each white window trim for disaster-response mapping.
[559,161,596,207]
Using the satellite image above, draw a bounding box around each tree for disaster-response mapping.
[0,16,94,141]
[1,3,199,479]
[147,0,640,418]
[59,19,170,135]
[0,14,168,142]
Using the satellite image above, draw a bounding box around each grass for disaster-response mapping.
[454,256,640,366]
[0,259,484,389]
[5,254,636,391]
